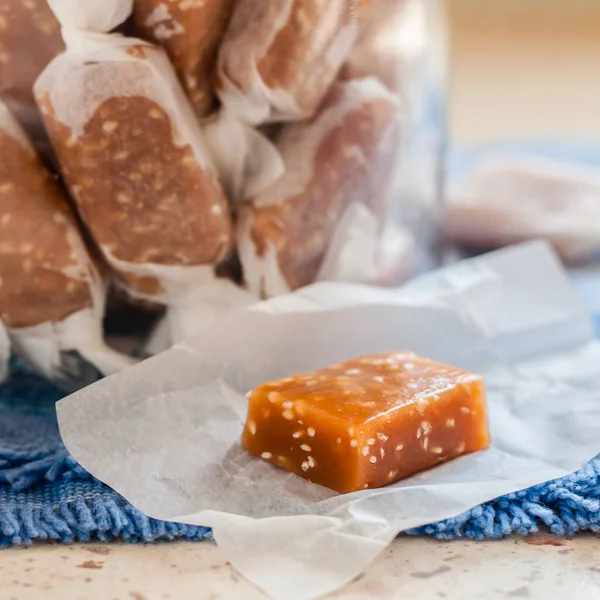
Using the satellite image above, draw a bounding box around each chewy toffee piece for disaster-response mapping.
[242,352,490,493]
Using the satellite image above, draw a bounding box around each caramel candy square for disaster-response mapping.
[242,352,490,494]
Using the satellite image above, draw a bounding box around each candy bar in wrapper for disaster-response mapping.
[445,157,600,264]
[0,101,132,386]
[133,0,236,119]
[238,78,402,297]
[35,0,233,308]
[0,0,63,144]
[216,0,359,124]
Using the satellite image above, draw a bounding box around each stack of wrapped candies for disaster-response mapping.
[0,0,447,385]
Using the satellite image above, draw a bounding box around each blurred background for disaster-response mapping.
[448,0,600,144]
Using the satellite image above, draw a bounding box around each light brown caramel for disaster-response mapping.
[0,0,63,134]
[39,95,232,297]
[133,0,236,118]
[0,125,95,329]
[240,79,400,291]
[242,352,490,494]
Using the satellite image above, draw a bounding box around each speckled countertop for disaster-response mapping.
[2,536,600,600]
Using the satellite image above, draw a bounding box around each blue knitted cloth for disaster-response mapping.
[1,301,600,547]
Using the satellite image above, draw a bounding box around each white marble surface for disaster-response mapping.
[2,535,600,600]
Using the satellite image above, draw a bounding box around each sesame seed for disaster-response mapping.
[348,428,354,437]
[211,204,223,216]
[367,438,376,446]
[380,448,385,458]
[388,470,398,480]
[416,428,422,439]
[307,457,316,468]
[282,410,294,420]
[374,376,384,383]
[362,447,370,456]
[460,407,472,414]
[423,437,429,451]
[336,438,342,444]
[248,421,256,435]
[292,431,302,438]
[268,392,280,403]
[282,401,293,409]
[261,452,272,460]
[346,368,361,375]
[300,444,311,452]
[369,456,377,464]
[298,420,304,425]
[456,442,466,453]
[281,377,295,383]
[301,461,310,472]
[102,121,118,133]
[396,444,404,452]
[350,440,358,447]
[376,433,388,442]
[421,421,432,434]
[307,428,316,437]
[446,418,455,428]
[431,447,443,454]
[363,483,369,489]
[404,362,415,370]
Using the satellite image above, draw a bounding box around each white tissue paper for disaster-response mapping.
[57,242,600,600]
[445,155,600,263]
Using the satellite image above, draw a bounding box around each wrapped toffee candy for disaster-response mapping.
[35,0,233,308]
[445,156,600,264]
[215,0,359,124]
[238,77,403,297]
[0,101,132,385]
[133,0,236,119]
[0,0,63,142]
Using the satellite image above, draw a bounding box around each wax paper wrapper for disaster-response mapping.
[445,155,600,263]
[58,242,600,600]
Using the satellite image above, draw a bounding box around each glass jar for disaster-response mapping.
[0,0,449,378]
[353,0,449,279]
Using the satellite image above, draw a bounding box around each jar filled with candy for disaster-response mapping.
[0,0,448,381]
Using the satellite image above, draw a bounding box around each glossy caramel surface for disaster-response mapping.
[242,352,490,494]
